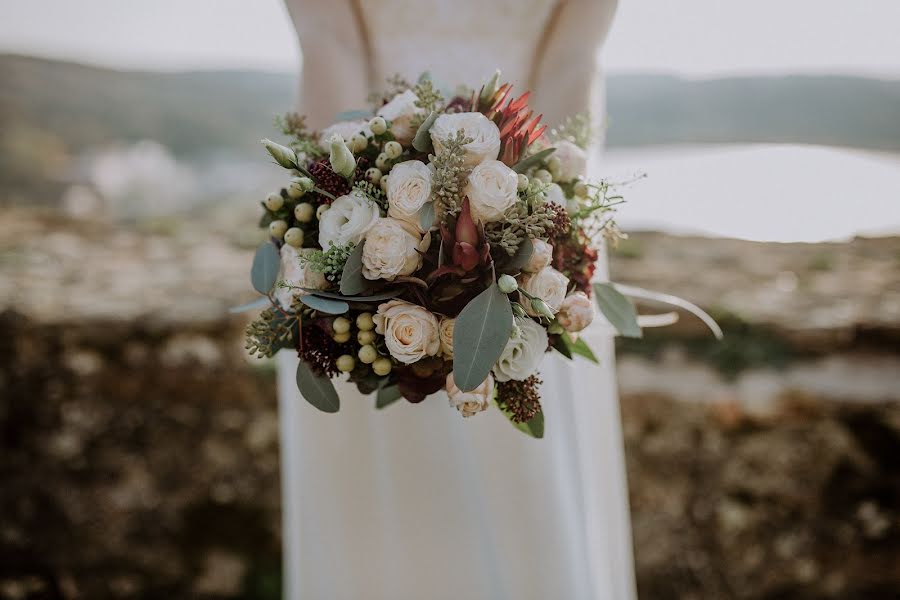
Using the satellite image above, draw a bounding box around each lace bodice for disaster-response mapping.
[287,0,617,128]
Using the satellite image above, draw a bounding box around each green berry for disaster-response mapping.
[384,141,403,159]
[333,330,351,344]
[265,192,284,211]
[365,167,382,184]
[336,354,355,372]
[268,220,288,239]
[294,202,314,223]
[369,116,387,135]
[517,174,529,191]
[372,357,392,376]
[332,317,351,334]
[356,312,375,331]
[498,274,518,294]
[357,330,376,345]
[358,344,378,364]
[284,227,304,247]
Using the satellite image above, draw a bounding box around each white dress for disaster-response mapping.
[279,1,635,598]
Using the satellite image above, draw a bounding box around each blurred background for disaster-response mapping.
[1,1,898,598]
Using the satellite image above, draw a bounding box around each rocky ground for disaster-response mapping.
[1,209,898,599]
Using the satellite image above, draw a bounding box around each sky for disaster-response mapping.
[2,0,900,78]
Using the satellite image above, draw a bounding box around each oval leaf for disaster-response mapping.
[452,283,513,392]
[593,282,642,338]
[303,288,402,303]
[497,400,544,439]
[419,202,436,231]
[339,241,367,296]
[375,385,403,409]
[229,297,271,314]
[512,147,556,174]
[412,111,438,153]
[300,295,349,315]
[251,242,280,295]
[296,360,340,413]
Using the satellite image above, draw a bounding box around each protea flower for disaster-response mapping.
[434,198,491,276]
[472,79,547,166]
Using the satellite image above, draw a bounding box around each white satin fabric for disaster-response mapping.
[280,1,634,598]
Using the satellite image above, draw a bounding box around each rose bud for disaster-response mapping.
[328,134,356,178]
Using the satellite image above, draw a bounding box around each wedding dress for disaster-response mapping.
[278,1,634,598]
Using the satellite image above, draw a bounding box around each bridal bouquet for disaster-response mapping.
[237,72,642,437]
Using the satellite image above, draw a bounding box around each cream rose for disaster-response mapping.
[551,140,588,182]
[373,300,441,364]
[494,318,548,382]
[557,291,595,332]
[438,317,455,358]
[464,159,519,222]
[361,217,425,281]
[545,183,566,207]
[446,372,493,417]
[273,245,328,310]
[386,160,433,229]
[318,120,372,150]
[520,266,569,316]
[377,90,420,144]
[430,112,501,167]
[318,191,380,248]
[523,239,554,273]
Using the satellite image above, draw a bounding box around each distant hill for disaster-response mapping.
[606,73,900,151]
[2,54,899,203]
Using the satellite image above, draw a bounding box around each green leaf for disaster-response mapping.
[419,202,436,231]
[551,335,573,359]
[339,241,367,296]
[512,147,556,174]
[261,138,298,170]
[568,334,600,364]
[412,111,438,153]
[497,401,544,438]
[594,282,642,338]
[303,288,402,303]
[453,283,513,392]
[375,385,403,409]
[228,297,271,314]
[506,237,534,272]
[300,295,349,315]
[296,360,340,413]
[251,242,280,295]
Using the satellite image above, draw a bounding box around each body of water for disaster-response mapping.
[602,144,900,242]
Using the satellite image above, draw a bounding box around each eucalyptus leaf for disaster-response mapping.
[303,288,402,303]
[512,147,556,174]
[497,401,544,439]
[594,282,642,338]
[568,335,600,364]
[412,111,438,153]
[419,202,436,231]
[452,283,513,392]
[251,242,280,295]
[300,295,349,315]
[340,241,367,296]
[296,360,340,413]
[506,237,534,272]
[375,385,403,409]
[228,297,271,314]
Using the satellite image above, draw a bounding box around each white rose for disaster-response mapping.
[438,317,455,358]
[551,140,588,181]
[545,183,566,207]
[377,90,420,144]
[273,245,328,310]
[361,217,425,281]
[464,159,519,223]
[494,318,548,382]
[431,112,501,167]
[520,266,569,316]
[318,120,372,151]
[524,239,553,273]
[557,292,595,332]
[317,191,380,249]
[446,371,493,417]
[373,300,441,364]
[387,160,433,229]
